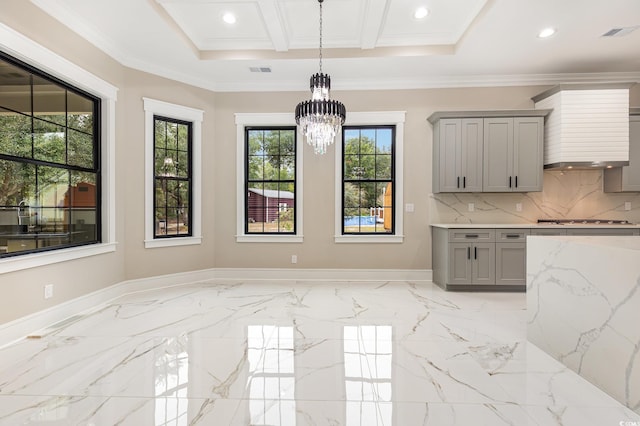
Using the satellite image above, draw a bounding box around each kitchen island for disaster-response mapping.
[527,235,640,414]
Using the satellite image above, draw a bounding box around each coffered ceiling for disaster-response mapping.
[29,0,640,92]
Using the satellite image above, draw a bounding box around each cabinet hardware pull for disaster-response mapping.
[506,234,520,238]
[467,247,470,259]
[474,246,477,259]
[509,176,512,188]
[465,234,479,238]
[515,176,518,188]
[457,176,460,188]
[463,176,466,188]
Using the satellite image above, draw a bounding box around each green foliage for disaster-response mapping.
[0,98,96,206]
[248,129,295,183]
[343,131,393,211]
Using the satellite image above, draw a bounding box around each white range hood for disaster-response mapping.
[533,83,632,170]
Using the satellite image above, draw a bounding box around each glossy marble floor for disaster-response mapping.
[1,280,639,425]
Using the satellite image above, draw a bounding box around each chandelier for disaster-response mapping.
[295,0,346,155]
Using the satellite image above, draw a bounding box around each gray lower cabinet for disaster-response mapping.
[433,226,639,290]
[495,229,529,286]
[432,227,498,289]
[448,242,495,285]
[495,243,526,285]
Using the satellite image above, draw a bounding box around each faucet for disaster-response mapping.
[17,200,29,226]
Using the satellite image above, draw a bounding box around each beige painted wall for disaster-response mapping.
[212,86,552,270]
[0,0,127,324]
[120,69,217,280]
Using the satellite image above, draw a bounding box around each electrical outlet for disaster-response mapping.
[405,203,414,213]
[468,203,475,212]
[625,201,632,211]
[516,203,523,212]
[44,284,53,299]
[291,255,297,264]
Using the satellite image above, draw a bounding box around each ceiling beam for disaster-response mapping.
[199,44,454,60]
[257,0,289,52]
[360,0,388,49]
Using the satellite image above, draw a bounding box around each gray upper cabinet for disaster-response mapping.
[429,110,548,193]
[433,118,483,192]
[483,117,543,192]
[604,114,640,192]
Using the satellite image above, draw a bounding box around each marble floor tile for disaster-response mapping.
[0,280,638,425]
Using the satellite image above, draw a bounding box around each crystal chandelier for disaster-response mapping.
[295,0,346,155]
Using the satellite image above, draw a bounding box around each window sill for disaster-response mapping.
[334,235,404,244]
[0,242,118,274]
[236,235,303,243]
[144,236,202,249]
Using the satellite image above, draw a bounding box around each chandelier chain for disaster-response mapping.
[319,0,323,73]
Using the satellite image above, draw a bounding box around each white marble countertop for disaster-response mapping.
[431,223,640,229]
[530,234,640,250]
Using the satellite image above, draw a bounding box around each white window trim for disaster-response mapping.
[143,98,203,248]
[335,111,406,243]
[235,113,303,243]
[0,23,118,274]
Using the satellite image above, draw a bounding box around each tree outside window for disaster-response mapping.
[0,52,100,257]
[154,116,192,238]
[245,127,296,234]
[342,126,394,234]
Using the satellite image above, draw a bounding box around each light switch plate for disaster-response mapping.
[625,201,631,211]
[405,203,414,212]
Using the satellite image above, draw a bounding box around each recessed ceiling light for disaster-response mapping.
[538,27,556,38]
[414,7,429,20]
[222,12,236,25]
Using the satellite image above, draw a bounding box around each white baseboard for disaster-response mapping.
[0,268,431,346]
[213,268,431,282]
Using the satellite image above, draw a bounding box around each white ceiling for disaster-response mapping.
[30,0,640,92]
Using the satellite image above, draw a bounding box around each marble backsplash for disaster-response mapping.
[430,170,640,224]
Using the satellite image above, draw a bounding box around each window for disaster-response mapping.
[154,116,192,238]
[245,127,296,235]
[335,112,405,243]
[143,98,203,248]
[0,51,101,258]
[342,126,395,234]
[235,113,303,243]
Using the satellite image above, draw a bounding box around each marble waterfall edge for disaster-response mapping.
[527,235,640,415]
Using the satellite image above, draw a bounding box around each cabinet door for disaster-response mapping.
[496,243,526,285]
[513,117,543,192]
[438,119,463,192]
[461,119,483,192]
[622,118,640,191]
[448,243,472,285]
[471,242,496,284]
[483,118,513,192]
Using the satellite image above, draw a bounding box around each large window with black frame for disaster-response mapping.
[342,125,395,234]
[0,52,100,257]
[245,127,296,234]
[154,116,192,238]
